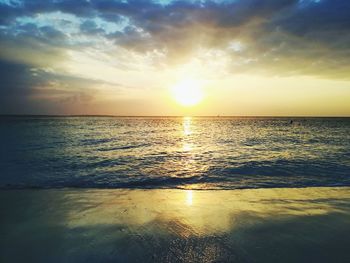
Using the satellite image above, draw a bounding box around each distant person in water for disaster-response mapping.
[290,120,293,124]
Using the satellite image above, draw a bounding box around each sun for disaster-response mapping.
[171,79,204,107]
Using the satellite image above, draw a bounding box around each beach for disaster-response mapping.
[1,0,350,262]
[1,187,349,262]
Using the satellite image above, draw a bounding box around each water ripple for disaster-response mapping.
[0,117,349,189]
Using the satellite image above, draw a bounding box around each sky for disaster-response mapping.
[0,0,350,116]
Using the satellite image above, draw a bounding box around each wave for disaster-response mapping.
[97,144,149,152]
[1,172,350,190]
[80,138,114,146]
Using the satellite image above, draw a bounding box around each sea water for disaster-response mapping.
[0,116,349,189]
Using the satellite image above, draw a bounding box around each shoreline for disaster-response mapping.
[1,187,350,262]
[1,185,350,191]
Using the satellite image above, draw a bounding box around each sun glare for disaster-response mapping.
[171,79,204,107]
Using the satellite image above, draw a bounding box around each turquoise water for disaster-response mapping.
[0,116,349,189]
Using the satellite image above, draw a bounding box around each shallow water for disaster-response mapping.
[1,187,350,262]
[0,116,349,189]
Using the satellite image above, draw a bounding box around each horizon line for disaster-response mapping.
[0,114,349,118]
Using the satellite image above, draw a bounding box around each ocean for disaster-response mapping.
[0,116,349,190]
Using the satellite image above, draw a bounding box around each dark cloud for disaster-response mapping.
[86,0,350,76]
[0,0,94,24]
[2,1,349,56]
[0,59,46,114]
[0,59,109,114]
[0,59,35,95]
[268,0,350,50]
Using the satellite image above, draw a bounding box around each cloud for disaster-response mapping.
[1,0,349,72]
[91,0,350,77]
[0,0,349,114]
[0,58,129,114]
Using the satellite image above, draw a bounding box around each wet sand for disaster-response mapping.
[1,187,350,262]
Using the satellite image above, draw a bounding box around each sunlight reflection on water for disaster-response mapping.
[186,190,193,206]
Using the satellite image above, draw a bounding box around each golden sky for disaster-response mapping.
[1,0,350,116]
